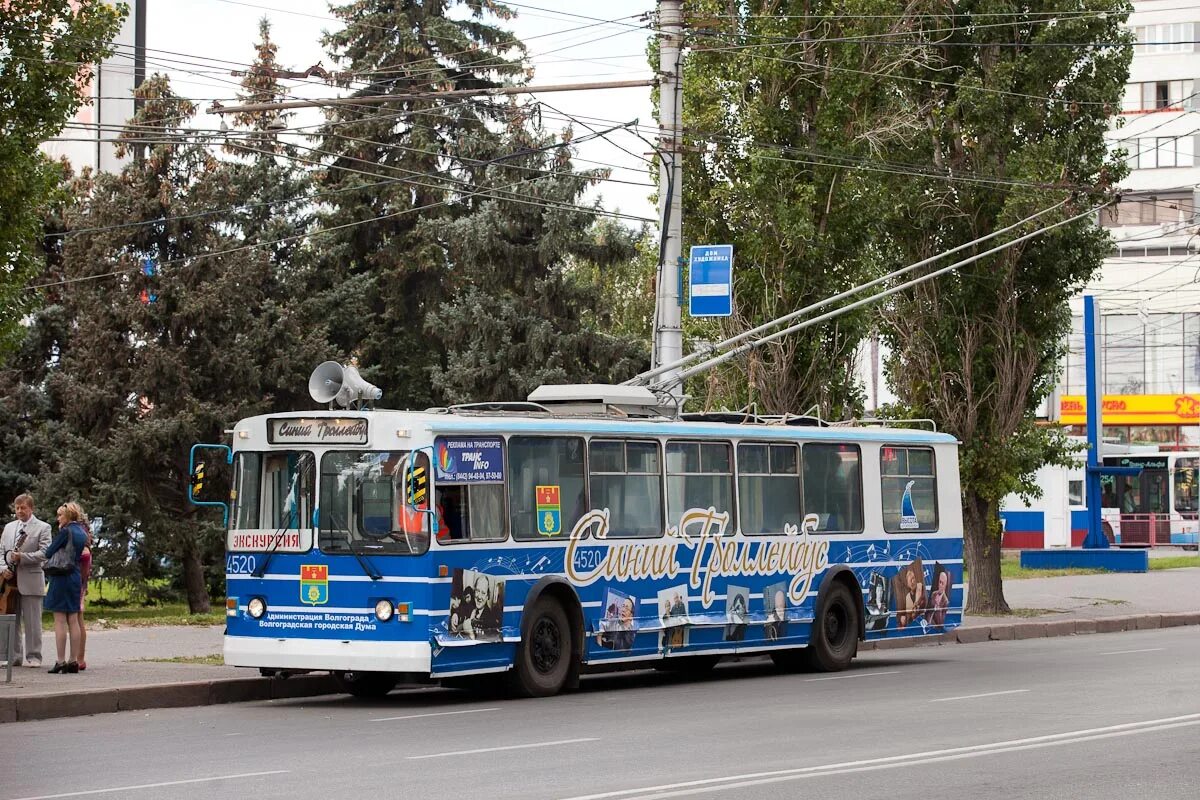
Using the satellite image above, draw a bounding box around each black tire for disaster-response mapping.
[654,655,720,674]
[335,671,398,699]
[805,582,859,672]
[509,597,572,698]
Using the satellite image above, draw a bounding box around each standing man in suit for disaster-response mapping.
[1,494,54,667]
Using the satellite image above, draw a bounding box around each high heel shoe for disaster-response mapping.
[65,662,79,674]
[48,662,65,674]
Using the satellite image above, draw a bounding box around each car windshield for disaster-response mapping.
[318,450,432,556]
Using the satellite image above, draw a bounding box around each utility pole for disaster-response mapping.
[653,0,684,392]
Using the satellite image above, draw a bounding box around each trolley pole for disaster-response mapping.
[653,0,684,391]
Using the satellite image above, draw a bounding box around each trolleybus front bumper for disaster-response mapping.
[225,636,432,673]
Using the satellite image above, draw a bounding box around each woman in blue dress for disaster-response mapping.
[42,502,89,674]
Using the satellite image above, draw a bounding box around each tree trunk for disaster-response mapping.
[182,538,211,614]
[963,491,1009,615]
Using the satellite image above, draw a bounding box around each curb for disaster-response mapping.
[0,673,339,724]
[859,611,1200,653]
[4,612,1198,724]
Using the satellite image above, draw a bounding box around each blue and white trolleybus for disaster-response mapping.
[195,365,965,698]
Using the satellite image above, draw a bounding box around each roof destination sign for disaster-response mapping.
[688,244,733,318]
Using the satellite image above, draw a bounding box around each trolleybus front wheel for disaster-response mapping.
[805,581,859,672]
[509,597,572,697]
[335,670,398,699]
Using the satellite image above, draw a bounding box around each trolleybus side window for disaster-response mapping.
[666,441,733,531]
[880,445,938,533]
[589,439,664,538]
[1174,457,1198,514]
[434,437,508,543]
[801,443,863,533]
[318,451,432,555]
[231,451,314,531]
[509,436,587,540]
[737,443,801,535]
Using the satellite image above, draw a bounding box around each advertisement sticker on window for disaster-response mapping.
[434,437,505,483]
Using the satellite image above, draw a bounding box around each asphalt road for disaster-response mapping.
[8,627,1200,800]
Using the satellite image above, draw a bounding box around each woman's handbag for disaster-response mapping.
[43,527,76,576]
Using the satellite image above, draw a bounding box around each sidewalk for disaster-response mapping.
[3,567,1198,723]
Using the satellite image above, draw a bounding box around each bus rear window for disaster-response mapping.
[319,451,431,555]
[880,446,938,533]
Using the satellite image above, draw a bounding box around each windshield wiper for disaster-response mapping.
[328,505,382,581]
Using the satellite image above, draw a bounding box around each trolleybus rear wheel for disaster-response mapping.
[805,582,859,672]
[335,670,398,699]
[509,597,572,697]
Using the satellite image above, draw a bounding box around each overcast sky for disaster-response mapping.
[143,0,659,222]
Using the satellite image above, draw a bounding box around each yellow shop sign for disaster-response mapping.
[1058,394,1200,425]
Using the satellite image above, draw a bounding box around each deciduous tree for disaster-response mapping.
[0,0,124,360]
[879,1,1131,613]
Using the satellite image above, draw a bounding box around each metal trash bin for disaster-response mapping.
[0,614,14,683]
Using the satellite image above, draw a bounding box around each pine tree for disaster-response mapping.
[311,0,524,407]
[42,44,329,611]
[426,118,648,402]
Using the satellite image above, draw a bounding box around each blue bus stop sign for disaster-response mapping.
[688,244,733,317]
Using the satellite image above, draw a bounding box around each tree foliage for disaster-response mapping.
[678,0,942,416]
[878,1,1131,613]
[34,24,332,611]
[0,0,125,359]
[426,119,648,402]
[311,0,525,407]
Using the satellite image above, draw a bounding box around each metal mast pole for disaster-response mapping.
[653,0,684,390]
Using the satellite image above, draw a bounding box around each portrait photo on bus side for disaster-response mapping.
[447,568,505,641]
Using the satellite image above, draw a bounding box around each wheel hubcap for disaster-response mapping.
[531,616,562,674]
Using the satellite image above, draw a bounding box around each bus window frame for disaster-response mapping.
[507,434,590,542]
[587,437,666,539]
[665,438,736,535]
[317,449,433,556]
[879,444,940,534]
[801,442,865,535]
[434,441,508,546]
[229,450,316,538]
[735,441,802,536]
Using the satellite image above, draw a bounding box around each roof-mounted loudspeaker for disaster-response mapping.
[308,361,383,408]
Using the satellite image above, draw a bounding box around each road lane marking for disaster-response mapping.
[1099,647,1164,656]
[930,689,1030,703]
[8,770,289,800]
[370,707,500,723]
[805,670,903,682]
[408,737,599,760]
[558,714,1200,800]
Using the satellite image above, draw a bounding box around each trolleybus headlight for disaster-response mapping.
[247,597,267,619]
[374,599,395,622]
